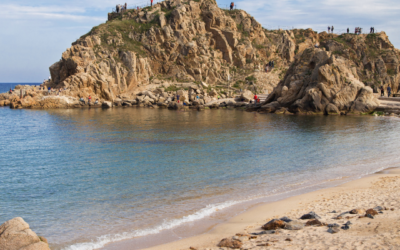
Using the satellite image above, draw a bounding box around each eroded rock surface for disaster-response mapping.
[0,217,50,250]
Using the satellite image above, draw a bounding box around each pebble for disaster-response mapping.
[366,214,374,219]
[345,221,352,226]
[327,223,340,228]
[252,230,276,235]
[328,227,340,234]
[341,224,350,230]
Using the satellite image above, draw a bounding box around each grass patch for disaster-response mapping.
[245,75,257,82]
[164,85,180,92]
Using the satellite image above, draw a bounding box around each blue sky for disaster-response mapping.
[1,0,399,82]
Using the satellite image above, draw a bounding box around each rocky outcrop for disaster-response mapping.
[0,217,50,250]
[260,46,381,115]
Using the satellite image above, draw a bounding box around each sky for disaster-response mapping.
[0,0,399,83]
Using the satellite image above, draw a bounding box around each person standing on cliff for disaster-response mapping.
[331,26,334,33]
[116,4,119,13]
[230,2,234,11]
[380,86,384,96]
[125,3,127,10]
[151,0,153,7]
[328,26,331,33]
[347,28,349,33]
[254,94,258,104]
[387,86,392,97]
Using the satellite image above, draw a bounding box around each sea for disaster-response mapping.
[1,83,400,250]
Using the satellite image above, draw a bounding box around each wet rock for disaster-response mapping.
[365,209,378,216]
[344,221,352,226]
[330,210,337,213]
[285,238,292,241]
[374,206,384,211]
[285,220,304,230]
[328,227,340,234]
[217,238,243,249]
[261,219,286,230]
[300,211,321,220]
[280,216,292,223]
[305,219,323,227]
[350,209,365,214]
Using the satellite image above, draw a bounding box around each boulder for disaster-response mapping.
[217,238,242,249]
[102,101,112,108]
[261,219,286,230]
[241,90,253,102]
[300,211,321,220]
[285,220,304,230]
[0,217,50,250]
[325,103,340,115]
[305,219,323,227]
[365,209,378,216]
[113,98,122,106]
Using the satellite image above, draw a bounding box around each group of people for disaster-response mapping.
[79,96,99,105]
[327,26,334,33]
[265,61,275,73]
[354,27,362,34]
[230,2,235,10]
[381,85,392,97]
[116,3,127,13]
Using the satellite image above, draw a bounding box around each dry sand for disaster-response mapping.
[139,168,400,250]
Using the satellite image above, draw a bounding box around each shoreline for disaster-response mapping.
[99,167,400,250]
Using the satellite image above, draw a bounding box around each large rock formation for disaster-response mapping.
[261,46,380,114]
[1,0,399,112]
[0,217,50,250]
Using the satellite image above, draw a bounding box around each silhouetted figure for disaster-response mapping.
[347,28,349,33]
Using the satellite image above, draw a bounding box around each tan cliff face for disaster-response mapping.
[260,31,400,115]
[47,0,297,102]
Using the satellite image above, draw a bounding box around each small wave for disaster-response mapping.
[63,200,243,250]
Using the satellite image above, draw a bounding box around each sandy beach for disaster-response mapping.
[116,167,400,250]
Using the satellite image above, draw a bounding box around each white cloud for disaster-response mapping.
[0,4,104,21]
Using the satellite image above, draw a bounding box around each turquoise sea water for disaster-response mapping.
[1,98,400,249]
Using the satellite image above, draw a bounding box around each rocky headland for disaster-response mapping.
[1,0,400,115]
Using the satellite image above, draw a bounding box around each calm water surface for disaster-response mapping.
[1,106,400,250]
